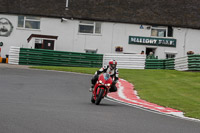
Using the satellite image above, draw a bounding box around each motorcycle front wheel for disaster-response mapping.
[95,88,104,105]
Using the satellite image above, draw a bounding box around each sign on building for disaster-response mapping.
[129,36,176,47]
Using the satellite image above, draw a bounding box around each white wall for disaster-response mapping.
[1,14,200,59]
[184,29,200,55]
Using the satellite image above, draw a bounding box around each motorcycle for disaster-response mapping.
[91,73,113,105]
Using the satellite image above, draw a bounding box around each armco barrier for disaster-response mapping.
[145,59,165,69]
[165,58,175,70]
[8,47,103,67]
[103,53,146,69]
[8,46,20,65]
[145,55,200,71]
[175,56,188,71]
[174,55,200,71]
[145,59,175,70]
[188,55,200,71]
[19,48,103,67]
[8,46,200,71]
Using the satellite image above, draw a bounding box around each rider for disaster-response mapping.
[89,60,119,92]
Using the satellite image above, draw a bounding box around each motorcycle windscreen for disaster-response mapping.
[103,73,110,81]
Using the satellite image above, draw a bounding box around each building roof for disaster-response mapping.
[1,0,200,29]
[27,34,58,43]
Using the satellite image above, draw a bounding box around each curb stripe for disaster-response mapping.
[108,79,184,116]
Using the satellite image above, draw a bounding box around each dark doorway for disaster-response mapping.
[43,40,54,50]
[35,43,42,49]
[146,48,156,56]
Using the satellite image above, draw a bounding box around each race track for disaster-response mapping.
[0,65,199,133]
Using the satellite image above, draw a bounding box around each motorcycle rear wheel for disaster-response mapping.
[95,89,104,105]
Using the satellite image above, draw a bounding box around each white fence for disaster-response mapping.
[103,53,146,69]
[7,46,200,71]
[175,56,188,71]
[174,56,188,71]
[8,46,20,65]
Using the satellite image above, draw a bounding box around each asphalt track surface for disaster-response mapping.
[0,65,200,133]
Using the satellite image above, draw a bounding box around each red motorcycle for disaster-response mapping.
[91,73,113,105]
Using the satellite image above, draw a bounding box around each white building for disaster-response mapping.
[0,0,200,59]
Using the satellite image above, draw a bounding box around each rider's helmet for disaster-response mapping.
[109,60,117,70]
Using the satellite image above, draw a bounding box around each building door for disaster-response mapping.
[146,48,156,56]
[43,40,54,50]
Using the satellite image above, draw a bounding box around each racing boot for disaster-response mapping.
[89,85,94,92]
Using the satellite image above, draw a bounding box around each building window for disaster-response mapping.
[85,49,98,54]
[167,26,173,37]
[151,26,173,37]
[79,21,101,34]
[85,50,97,54]
[18,16,40,29]
[166,53,176,59]
[66,0,69,7]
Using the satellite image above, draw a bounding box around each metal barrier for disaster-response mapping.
[8,47,103,68]
[8,46,200,71]
[103,53,146,69]
[8,46,20,65]
[145,59,166,69]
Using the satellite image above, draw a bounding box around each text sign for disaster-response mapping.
[129,36,176,47]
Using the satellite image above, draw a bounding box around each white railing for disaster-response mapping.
[174,56,188,71]
[7,46,199,71]
[103,53,146,69]
[8,46,20,65]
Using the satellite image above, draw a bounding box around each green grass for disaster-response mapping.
[30,66,200,119]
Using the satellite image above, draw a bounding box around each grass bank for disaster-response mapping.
[31,66,200,119]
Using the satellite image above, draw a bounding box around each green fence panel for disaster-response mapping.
[145,58,175,70]
[19,48,103,67]
[145,59,166,69]
[165,58,175,70]
[187,55,200,71]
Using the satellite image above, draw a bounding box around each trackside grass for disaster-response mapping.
[30,66,200,119]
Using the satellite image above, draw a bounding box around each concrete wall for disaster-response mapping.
[1,14,200,59]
